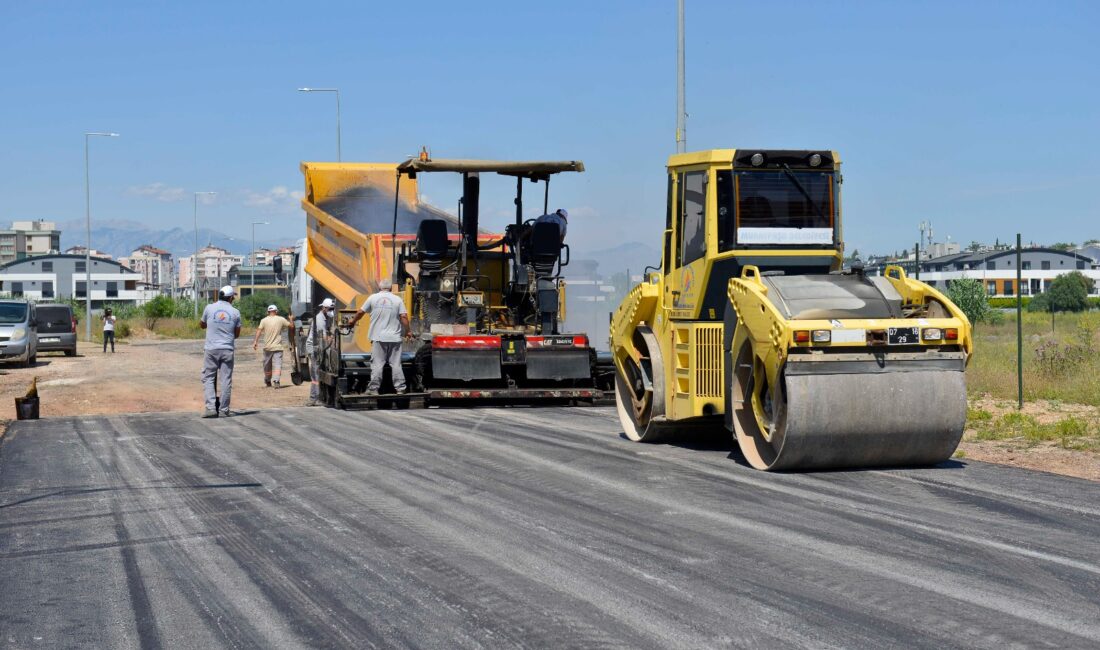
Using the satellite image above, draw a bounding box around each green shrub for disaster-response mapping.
[989,297,1031,309]
[1027,292,1051,313]
[1056,417,1088,438]
[967,407,993,425]
[172,297,196,319]
[1043,272,1093,313]
[142,295,176,329]
[115,320,132,338]
[946,278,992,324]
[237,292,290,324]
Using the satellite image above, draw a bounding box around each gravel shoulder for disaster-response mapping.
[0,338,309,421]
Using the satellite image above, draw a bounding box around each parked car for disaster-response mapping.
[35,303,78,357]
[0,300,37,367]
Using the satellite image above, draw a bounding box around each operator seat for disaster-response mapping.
[529,221,562,278]
[416,219,450,274]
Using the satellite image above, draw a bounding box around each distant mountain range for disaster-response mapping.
[58,220,295,259]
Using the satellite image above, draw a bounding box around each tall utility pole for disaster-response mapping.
[193,192,216,317]
[84,132,119,343]
[676,0,686,153]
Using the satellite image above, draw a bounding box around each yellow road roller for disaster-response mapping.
[610,149,973,470]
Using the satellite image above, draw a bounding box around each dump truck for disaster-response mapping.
[299,158,609,408]
[610,149,973,470]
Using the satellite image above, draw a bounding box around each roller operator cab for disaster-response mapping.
[610,149,974,470]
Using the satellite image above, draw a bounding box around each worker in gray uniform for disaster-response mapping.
[347,278,411,395]
[306,298,335,406]
[199,285,242,417]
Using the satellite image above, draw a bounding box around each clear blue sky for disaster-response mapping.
[1,1,1097,258]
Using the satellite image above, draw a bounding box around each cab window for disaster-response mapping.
[679,171,706,265]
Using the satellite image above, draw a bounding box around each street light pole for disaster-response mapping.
[676,0,686,154]
[251,221,269,296]
[193,191,216,316]
[298,87,341,161]
[84,132,119,343]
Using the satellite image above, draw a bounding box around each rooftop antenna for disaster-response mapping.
[919,220,932,258]
[676,0,686,153]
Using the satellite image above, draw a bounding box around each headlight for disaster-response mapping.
[922,328,943,341]
[11,327,26,340]
[750,153,765,167]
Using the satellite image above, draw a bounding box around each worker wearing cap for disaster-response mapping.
[252,304,294,388]
[535,208,568,242]
[347,278,410,395]
[305,298,335,406]
[199,286,242,418]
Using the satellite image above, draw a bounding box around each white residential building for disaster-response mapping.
[0,254,144,306]
[119,245,174,292]
[178,246,245,299]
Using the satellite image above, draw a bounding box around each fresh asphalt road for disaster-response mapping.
[2,406,1099,649]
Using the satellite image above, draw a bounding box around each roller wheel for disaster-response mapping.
[614,327,672,442]
[731,340,788,470]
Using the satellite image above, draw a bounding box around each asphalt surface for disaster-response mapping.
[2,406,1099,649]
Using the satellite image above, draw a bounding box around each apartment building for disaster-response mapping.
[251,248,276,266]
[118,245,174,292]
[0,220,62,264]
[178,246,245,299]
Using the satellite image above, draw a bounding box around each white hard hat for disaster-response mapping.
[220,285,235,297]
[266,304,277,312]
[556,208,568,219]
[320,298,335,308]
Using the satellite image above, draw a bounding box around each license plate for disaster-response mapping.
[41,337,60,343]
[887,327,919,345]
